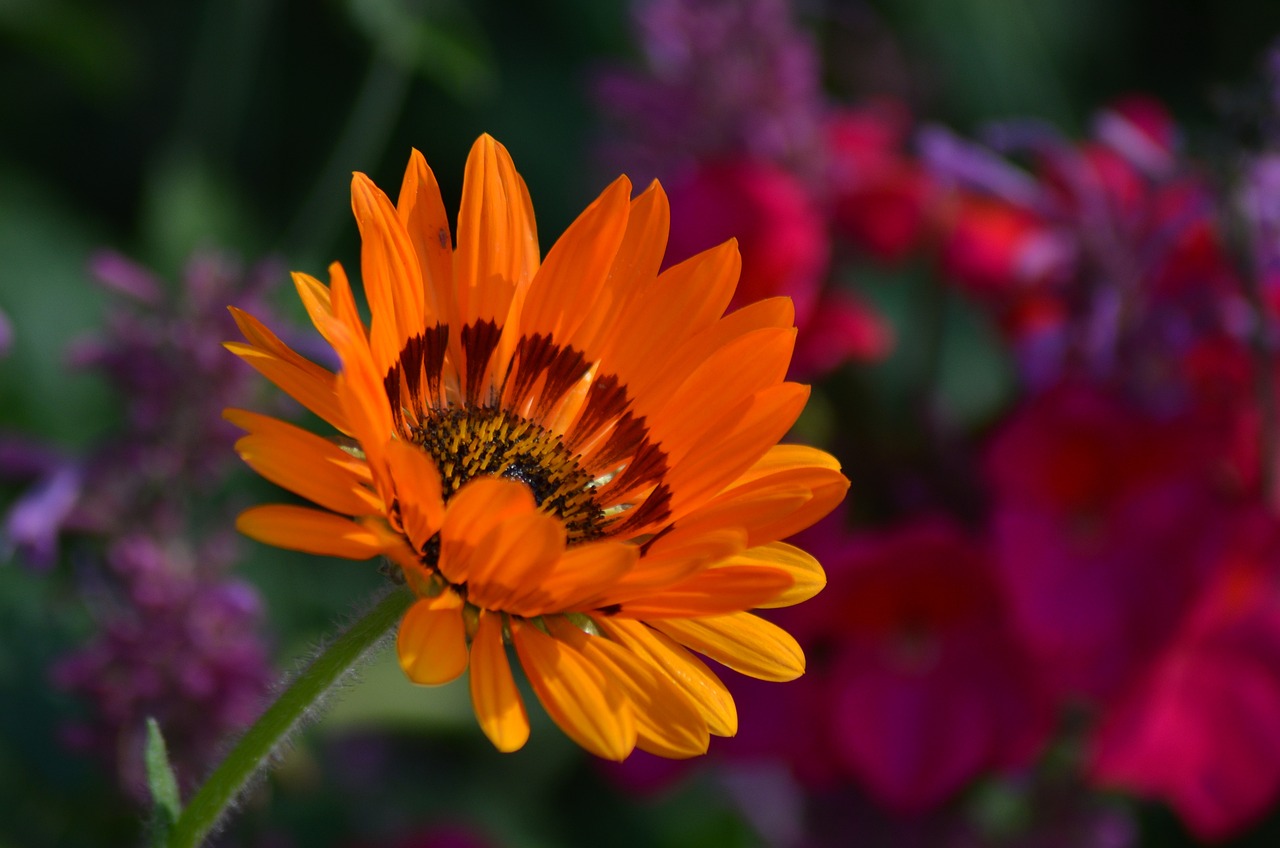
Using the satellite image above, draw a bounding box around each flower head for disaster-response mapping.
[227,135,847,760]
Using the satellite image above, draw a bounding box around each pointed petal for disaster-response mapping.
[611,565,794,618]
[453,135,539,328]
[232,429,382,517]
[352,172,426,372]
[397,591,469,685]
[470,610,530,752]
[653,613,806,682]
[396,148,454,324]
[596,617,738,737]
[384,440,446,550]
[547,617,709,758]
[728,542,827,609]
[512,619,636,761]
[235,504,386,559]
[518,175,632,345]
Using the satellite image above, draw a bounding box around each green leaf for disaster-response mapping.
[144,717,182,844]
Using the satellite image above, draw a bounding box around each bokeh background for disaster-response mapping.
[7,0,1280,845]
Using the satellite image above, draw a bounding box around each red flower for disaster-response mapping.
[826,102,936,262]
[985,385,1229,702]
[663,155,889,374]
[730,516,1051,812]
[937,194,1070,296]
[1090,513,1280,842]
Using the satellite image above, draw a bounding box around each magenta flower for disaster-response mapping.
[1089,512,1280,841]
[730,515,1051,813]
[985,384,1229,702]
[662,156,890,374]
[826,101,938,264]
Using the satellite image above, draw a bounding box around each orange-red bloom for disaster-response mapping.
[225,135,848,759]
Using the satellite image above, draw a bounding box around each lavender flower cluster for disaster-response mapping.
[1,251,278,799]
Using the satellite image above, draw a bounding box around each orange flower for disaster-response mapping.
[225,135,848,760]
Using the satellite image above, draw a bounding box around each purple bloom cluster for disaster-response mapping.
[1,250,278,798]
[594,0,826,181]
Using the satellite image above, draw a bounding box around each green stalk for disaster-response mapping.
[168,587,414,848]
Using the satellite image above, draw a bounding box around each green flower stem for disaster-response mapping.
[168,587,414,848]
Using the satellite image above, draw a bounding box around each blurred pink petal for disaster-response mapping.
[1090,515,1280,841]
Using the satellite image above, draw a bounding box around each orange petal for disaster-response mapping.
[610,566,793,619]
[660,383,810,529]
[546,618,708,758]
[590,526,745,606]
[233,430,382,517]
[652,613,805,682]
[226,306,350,433]
[235,504,386,559]
[291,272,340,348]
[648,326,797,462]
[692,444,849,546]
[518,175,631,345]
[396,148,454,324]
[384,440,446,549]
[596,617,737,737]
[436,476,542,586]
[511,619,636,761]
[397,591,469,685]
[352,172,426,373]
[571,181,671,361]
[470,610,530,752]
[223,409,371,482]
[729,542,827,609]
[453,135,539,328]
[544,540,639,612]
[467,510,565,617]
[598,240,739,394]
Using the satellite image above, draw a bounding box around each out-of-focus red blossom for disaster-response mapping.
[985,384,1231,703]
[1089,513,1280,842]
[729,515,1052,813]
[664,156,829,317]
[1144,179,1240,298]
[937,194,1068,297]
[793,288,894,374]
[662,155,889,373]
[826,102,937,263]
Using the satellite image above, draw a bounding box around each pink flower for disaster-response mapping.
[662,156,889,374]
[730,516,1051,813]
[937,194,1069,296]
[826,102,937,263]
[985,384,1229,702]
[1089,512,1280,841]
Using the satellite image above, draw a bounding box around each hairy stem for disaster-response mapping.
[168,587,413,848]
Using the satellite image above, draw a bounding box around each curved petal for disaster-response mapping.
[726,542,827,609]
[384,440,446,549]
[653,613,805,682]
[470,610,530,752]
[610,565,793,618]
[352,172,426,373]
[512,619,636,761]
[547,617,709,758]
[236,504,386,559]
[453,135,539,329]
[596,617,738,737]
[397,591,469,685]
[396,147,454,323]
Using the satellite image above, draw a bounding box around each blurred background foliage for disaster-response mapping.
[6,1,1280,846]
